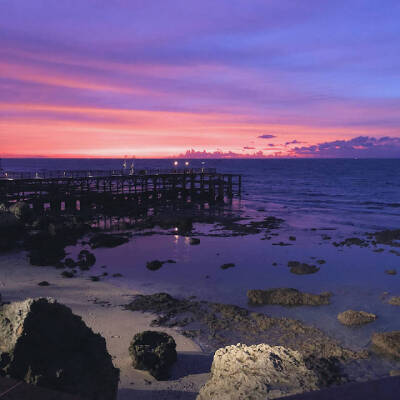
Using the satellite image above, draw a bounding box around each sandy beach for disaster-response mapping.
[0,251,209,400]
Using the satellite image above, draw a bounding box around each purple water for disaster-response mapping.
[3,158,400,365]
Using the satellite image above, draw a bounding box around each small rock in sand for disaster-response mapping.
[61,271,74,278]
[129,330,177,380]
[38,281,50,286]
[247,288,331,306]
[337,310,377,326]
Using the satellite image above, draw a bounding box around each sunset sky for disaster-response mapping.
[1,1,399,158]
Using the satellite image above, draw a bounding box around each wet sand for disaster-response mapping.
[0,252,209,400]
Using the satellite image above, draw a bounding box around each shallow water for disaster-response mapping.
[4,158,400,371]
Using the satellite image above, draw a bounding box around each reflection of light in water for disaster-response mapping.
[184,236,190,245]
[174,235,179,244]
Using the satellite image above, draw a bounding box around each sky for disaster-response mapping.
[1,0,400,158]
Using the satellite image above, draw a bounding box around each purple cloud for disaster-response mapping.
[292,136,400,158]
[258,134,277,139]
[285,140,303,146]
[177,149,266,159]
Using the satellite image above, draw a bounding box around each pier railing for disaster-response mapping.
[0,168,241,211]
[0,168,217,180]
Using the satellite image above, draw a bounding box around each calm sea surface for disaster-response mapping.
[3,158,400,230]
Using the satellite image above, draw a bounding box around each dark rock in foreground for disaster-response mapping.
[247,288,331,306]
[38,281,50,286]
[337,310,377,326]
[0,298,119,400]
[129,330,177,380]
[371,331,400,359]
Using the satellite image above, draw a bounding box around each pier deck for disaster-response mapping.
[0,168,241,212]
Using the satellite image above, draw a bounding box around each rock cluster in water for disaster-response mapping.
[337,310,377,326]
[126,292,366,369]
[247,288,332,306]
[0,297,119,400]
[288,261,320,275]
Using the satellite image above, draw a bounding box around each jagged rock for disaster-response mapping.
[247,288,331,306]
[89,233,129,248]
[388,297,400,306]
[129,330,177,380]
[371,331,400,358]
[78,250,96,270]
[9,201,31,222]
[190,237,201,245]
[337,310,377,326]
[197,343,320,400]
[0,298,119,399]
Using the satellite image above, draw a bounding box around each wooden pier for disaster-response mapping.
[0,168,242,212]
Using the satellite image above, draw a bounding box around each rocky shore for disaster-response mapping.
[1,200,400,399]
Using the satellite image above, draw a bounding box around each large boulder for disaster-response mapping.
[197,343,320,400]
[371,331,400,358]
[129,330,177,380]
[0,298,119,399]
[337,310,377,326]
[247,288,331,306]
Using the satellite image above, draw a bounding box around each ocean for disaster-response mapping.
[3,158,400,230]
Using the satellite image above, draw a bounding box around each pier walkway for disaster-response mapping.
[0,168,242,212]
